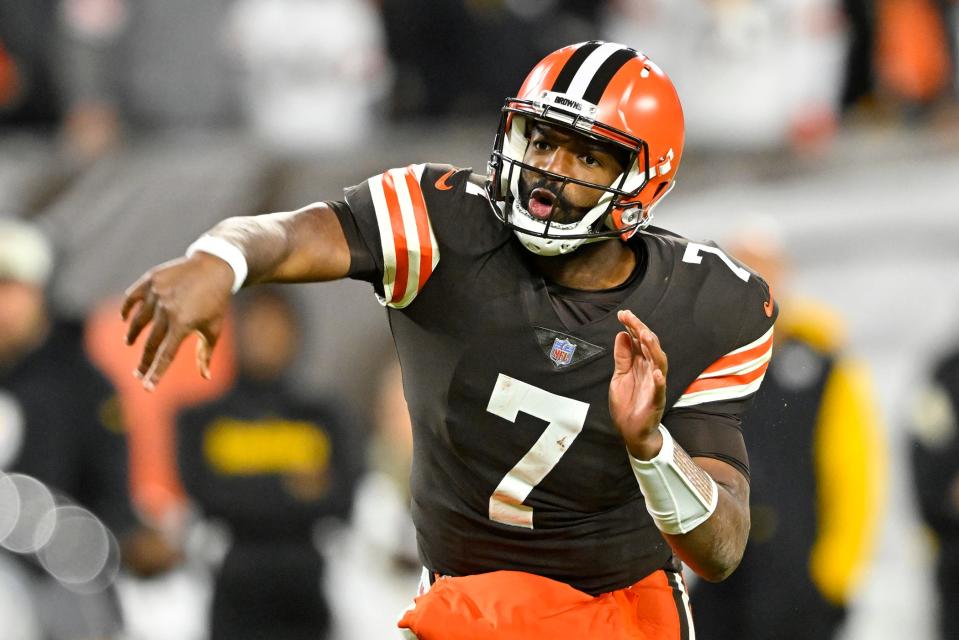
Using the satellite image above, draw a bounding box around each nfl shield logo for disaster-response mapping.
[549,338,576,367]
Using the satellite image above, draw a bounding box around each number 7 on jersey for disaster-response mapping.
[486,374,590,528]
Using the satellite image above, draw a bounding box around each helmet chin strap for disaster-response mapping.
[508,196,615,256]
[508,199,579,256]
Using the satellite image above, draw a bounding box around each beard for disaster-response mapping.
[516,171,593,226]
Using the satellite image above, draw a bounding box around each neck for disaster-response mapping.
[533,239,636,290]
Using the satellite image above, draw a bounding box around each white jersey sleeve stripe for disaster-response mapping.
[412,163,440,277]
[675,328,774,408]
[697,348,772,379]
[726,326,774,356]
[673,376,767,408]
[367,173,397,306]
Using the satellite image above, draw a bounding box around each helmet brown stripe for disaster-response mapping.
[582,47,637,104]
[550,41,601,94]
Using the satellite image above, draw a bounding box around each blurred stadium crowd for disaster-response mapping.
[1,0,958,639]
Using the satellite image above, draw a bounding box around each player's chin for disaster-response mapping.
[550,205,590,226]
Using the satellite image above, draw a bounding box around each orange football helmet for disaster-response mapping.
[487,41,685,255]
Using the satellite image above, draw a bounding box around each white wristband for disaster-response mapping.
[628,425,719,535]
[186,235,248,293]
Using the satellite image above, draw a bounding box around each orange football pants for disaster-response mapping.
[398,568,693,640]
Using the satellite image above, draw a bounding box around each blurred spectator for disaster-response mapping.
[1,0,240,163]
[874,0,955,115]
[57,0,240,128]
[0,2,79,218]
[0,0,62,129]
[690,222,886,639]
[839,0,877,113]
[2,0,243,165]
[226,0,387,151]
[0,217,174,638]
[0,0,61,128]
[909,346,959,639]
[602,0,848,151]
[328,355,419,639]
[176,287,364,640]
[85,297,236,537]
[53,0,131,162]
[380,0,606,120]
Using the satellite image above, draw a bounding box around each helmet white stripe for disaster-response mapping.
[565,42,628,101]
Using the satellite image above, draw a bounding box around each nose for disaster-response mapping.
[538,148,575,177]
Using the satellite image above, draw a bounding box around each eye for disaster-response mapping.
[582,154,599,167]
[532,139,551,152]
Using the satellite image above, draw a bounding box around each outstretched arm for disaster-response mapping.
[609,310,750,582]
[121,203,350,389]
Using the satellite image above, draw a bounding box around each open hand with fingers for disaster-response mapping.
[609,310,669,460]
[121,253,235,390]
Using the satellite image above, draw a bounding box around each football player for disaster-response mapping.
[121,41,777,639]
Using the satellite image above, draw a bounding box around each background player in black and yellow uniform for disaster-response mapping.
[910,345,959,640]
[175,286,364,640]
[120,42,777,639]
[691,226,885,640]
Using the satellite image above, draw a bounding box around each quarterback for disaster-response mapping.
[122,42,776,639]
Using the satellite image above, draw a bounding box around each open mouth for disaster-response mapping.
[528,188,557,220]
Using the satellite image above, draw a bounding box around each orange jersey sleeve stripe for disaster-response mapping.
[683,360,770,395]
[380,170,410,305]
[367,164,440,309]
[404,165,435,292]
[674,328,774,407]
[701,328,775,375]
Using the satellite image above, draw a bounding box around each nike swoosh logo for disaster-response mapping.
[763,286,775,318]
[434,168,456,191]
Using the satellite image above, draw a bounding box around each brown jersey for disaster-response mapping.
[331,163,776,595]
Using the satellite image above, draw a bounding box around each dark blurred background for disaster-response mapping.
[1,0,958,639]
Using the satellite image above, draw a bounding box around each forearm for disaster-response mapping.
[629,429,750,582]
[201,202,350,286]
[610,311,755,581]
[122,202,351,388]
[663,459,750,582]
